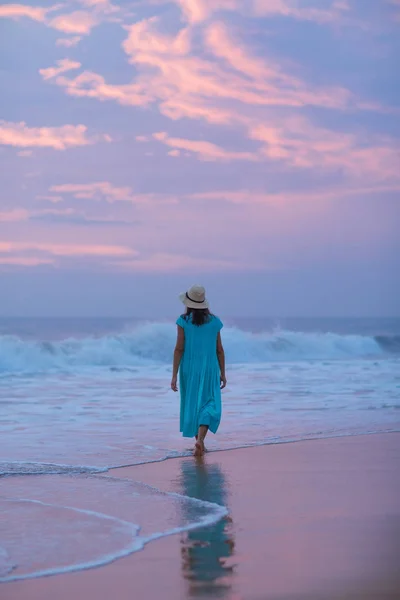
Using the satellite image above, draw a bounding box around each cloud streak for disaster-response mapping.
[152,131,258,162]
[188,183,400,205]
[39,59,81,81]
[0,241,136,257]
[252,0,350,23]
[108,252,263,272]
[0,207,135,227]
[56,36,82,47]
[248,116,400,179]
[48,10,98,34]
[0,121,107,150]
[49,181,146,203]
[168,0,350,25]
[0,1,122,36]
[0,256,55,266]
[42,15,354,127]
[0,3,53,22]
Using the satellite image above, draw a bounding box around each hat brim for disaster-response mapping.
[179,291,209,310]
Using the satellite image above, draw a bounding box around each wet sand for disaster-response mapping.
[3,433,400,600]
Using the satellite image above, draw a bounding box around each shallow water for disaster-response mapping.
[0,473,227,582]
[1,358,399,473]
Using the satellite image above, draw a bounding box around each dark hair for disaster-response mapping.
[183,307,212,326]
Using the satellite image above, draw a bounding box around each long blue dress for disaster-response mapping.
[176,314,223,438]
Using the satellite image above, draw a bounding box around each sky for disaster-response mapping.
[0,0,399,318]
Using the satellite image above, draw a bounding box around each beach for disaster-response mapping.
[2,433,399,600]
[1,0,399,593]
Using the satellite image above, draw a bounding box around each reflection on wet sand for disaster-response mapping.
[178,458,235,598]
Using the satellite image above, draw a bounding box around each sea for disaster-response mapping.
[1,316,399,584]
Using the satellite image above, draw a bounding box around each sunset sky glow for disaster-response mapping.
[0,0,399,317]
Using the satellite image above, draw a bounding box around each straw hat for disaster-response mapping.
[179,284,209,309]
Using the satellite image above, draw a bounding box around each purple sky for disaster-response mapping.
[0,0,399,317]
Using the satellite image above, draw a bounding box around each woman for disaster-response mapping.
[171,284,227,457]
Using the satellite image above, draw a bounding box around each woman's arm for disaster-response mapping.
[217,332,227,389]
[171,325,185,391]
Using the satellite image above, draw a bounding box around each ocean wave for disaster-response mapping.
[374,334,400,354]
[0,323,396,373]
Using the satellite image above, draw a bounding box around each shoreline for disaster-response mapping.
[2,432,400,599]
[3,428,399,478]
[106,427,400,472]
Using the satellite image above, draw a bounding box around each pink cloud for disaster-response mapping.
[248,116,400,178]
[152,132,167,141]
[48,10,98,34]
[124,18,293,114]
[0,206,140,228]
[0,3,51,22]
[49,181,147,203]
[0,209,29,223]
[0,1,121,38]
[0,208,79,223]
[252,0,349,22]
[0,256,55,266]
[42,15,355,126]
[188,183,400,204]
[124,17,191,56]
[56,36,82,47]
[150,116,399,177]
[78,0,120,15]
[171,0,236,24]
[159,98,233,124]
[205,21,275,81]
[121,18,354,125]
[47,181,179,206]
[39,59,81,81]
[174,0,210,23]
[173,0,238,24]
[0,241,135,257]
[0,121,97,150]
[109,252,259,272]
[28,2,394,191]
[36,195,63,203]
[80,0,115,6]
[204,22,351,109]
[152,131,258,161]
[52,71,150,106]
[169,0,349,24]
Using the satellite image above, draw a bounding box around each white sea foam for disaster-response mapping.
[0,547,15,578]
[0,476,228,583]
[0,498,141,583]
[0,462,108,477]
[0,323,391,374]
[1,354,399,471]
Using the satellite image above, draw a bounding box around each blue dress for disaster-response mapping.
[176,314,223,438]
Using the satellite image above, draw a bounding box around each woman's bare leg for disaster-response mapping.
[194,425,208,456]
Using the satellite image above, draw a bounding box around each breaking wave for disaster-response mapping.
[0,323,397,373]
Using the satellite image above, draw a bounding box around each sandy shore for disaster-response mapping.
[3,433,400,600]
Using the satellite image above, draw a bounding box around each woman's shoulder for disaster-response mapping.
[176,314,187,327]
[210,314,223,329]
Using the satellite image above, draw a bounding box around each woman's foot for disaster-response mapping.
[194,439,204,457]
[195,435,207,452]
